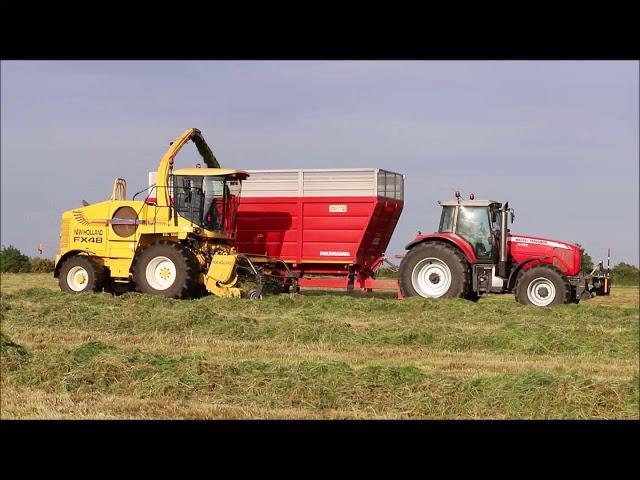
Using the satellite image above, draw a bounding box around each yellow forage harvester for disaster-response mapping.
[54,128,296,299]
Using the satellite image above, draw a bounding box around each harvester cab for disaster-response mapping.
[399,193,611,306]
[168,168,246,239]
[54,128,296,299]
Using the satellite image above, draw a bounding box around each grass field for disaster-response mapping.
[1,273,638,419]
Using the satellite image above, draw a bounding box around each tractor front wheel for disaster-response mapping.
[514,265,571,307]
[133,241,199,299]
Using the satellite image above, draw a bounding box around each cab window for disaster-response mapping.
[456,206,493,259]
[438,206,455,233]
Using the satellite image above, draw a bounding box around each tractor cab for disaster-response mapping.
[437,198,508,261]
[170,168,249,238]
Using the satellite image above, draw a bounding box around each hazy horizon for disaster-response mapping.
[1,61,638,266]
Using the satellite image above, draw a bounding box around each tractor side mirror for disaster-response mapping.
[510,209,515,224]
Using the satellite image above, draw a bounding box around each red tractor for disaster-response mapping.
[398,192,611,306]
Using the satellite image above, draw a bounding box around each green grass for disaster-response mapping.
[1,273,638,419]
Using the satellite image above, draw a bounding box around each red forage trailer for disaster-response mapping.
[234,169,404,294]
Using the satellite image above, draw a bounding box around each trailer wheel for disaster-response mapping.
[58,255,104,294]
[133,241,199,299]
[247,288,263,300]
[514,265,571,307]
[399,242,471,299]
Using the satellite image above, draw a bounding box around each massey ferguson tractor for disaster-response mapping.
[398,192,611,306]
[54,128,295,299]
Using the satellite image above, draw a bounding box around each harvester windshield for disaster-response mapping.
[172,173,243,235]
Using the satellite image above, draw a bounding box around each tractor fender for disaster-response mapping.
[405,233,477,264]
[506,256,549,290]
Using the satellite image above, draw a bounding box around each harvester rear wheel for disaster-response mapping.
[399,242,471,299]
[58,255,104,294]
[514,265,571,307]
[133,241,199,299]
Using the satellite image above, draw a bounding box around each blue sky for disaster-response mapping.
[1,61,638,266]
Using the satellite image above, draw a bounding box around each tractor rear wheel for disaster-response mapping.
[58,255,104,294]
[399,242,471,299]
[514,265,571,307]
[133,241,199,299]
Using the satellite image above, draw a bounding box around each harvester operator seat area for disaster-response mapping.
[172,174,232,233]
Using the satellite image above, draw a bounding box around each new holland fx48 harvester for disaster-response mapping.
[54,128,297,299]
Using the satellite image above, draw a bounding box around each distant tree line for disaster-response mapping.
[610,262,640,286]
[0,245,55,273]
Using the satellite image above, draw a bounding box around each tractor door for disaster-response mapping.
[456,206,494,261]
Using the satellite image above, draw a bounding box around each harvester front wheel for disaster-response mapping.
[133,241,199,299]
[399,242,471,299]
[58,255,104,294]
[514,265,570,307]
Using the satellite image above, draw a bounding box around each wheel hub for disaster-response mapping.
[66,265,90,292]
[526,277,557,306]
[159,267,171,280]
[145,256,177,290]
[411,257,452,298]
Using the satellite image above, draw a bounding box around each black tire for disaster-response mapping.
[247,288,263,300]
[514,265,571,307]
[132,241,199,299]
[58,255,104,294]
[190,281,208,299]
[399,241,471,299]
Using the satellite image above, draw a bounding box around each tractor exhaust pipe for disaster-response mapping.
[498,202,509,278]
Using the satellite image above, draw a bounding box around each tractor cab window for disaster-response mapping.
[456,206,493,259]
[438,206,455,232]
[173,175,242,234]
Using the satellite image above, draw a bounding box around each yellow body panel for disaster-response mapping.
[204,254,241,297]
[206,254,237,284]
[205,282,242,298]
